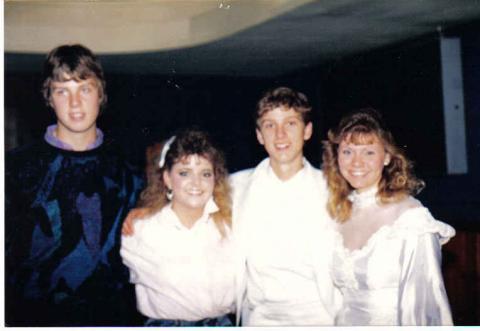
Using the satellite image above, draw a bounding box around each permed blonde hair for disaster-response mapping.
[137,129,232,237]
[322,108,425,222]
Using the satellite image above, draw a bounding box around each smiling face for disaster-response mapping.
[337,133,391,193]
[163,154,215,219]
[256,106,312,174]
[49,77,101,145]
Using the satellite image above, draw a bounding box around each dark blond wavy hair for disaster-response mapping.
[138,129,232,237]
[255,86,312,127]
[322,108,425,222]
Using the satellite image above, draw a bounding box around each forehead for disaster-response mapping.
[259,106,302,121]
[175,154,213,168]
[51,77,98,88]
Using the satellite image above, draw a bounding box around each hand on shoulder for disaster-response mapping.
[121,207,151,236]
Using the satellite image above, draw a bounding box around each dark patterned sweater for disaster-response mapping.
[5,140,144,326]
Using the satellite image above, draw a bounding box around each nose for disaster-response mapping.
[352,153,363,166]
[275,125,286,139]
[69,92,81,108]
[191,174,201,186]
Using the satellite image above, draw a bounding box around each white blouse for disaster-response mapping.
[332,189,455,326]
[120,199,235,321]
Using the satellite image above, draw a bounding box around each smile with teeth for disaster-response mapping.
[350,171,367,177]
[275,143,290,150]
[69,112,85,120]
[187,189,203,195]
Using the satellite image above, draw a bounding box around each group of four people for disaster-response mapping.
[5,43,455,327]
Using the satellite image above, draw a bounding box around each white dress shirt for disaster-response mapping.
[231,158,341,326]
[120,199,235,321]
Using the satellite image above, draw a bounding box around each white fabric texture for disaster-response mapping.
[332,189,455,326]
[231,158,341,326]
[120,199,235,321]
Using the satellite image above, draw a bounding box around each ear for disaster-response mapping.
[48,95,55,110]
[303,122,313,141]
[384,153,392,166]
[163,170,172,190]
[256,128,265,145]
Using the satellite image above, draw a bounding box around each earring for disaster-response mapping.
[166,189,173,201]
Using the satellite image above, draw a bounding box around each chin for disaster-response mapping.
[187,201,208,209]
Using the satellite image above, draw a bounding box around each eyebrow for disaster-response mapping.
[50,86,65,90]
[51,79,98,87]
[285,116,301,121]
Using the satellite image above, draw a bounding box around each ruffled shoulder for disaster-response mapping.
[389,206,455,245]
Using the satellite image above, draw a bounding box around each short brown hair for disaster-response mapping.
[42,44,107,108]
[255,87,312,127]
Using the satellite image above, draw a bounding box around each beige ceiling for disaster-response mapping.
[5,0,480,77]
[5,0,313,53]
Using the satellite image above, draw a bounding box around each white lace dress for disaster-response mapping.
[332,189,455,326]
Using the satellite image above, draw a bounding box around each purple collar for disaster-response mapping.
[44,124,104,151]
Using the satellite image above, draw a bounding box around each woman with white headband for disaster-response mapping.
[120,129,235,326]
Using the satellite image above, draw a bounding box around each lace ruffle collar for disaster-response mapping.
[348,186,379,209]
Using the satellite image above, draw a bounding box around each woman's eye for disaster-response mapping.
[179,171,188,176]
[203,172,213,178]
[341,149,351,155]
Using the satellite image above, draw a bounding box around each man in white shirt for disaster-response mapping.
[231,87,340,326]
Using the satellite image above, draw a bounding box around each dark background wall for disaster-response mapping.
[4,69,326,172]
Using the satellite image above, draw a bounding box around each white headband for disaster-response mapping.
[158,136,176,168]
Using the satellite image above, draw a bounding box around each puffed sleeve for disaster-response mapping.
[397,211,454,325]
[120,227,164,291]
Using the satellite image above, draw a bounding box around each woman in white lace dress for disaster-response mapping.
[322,108,455,326]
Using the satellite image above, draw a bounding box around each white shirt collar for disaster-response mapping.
[254,157,312,184]
[164,198,219,230]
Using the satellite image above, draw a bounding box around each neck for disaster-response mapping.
[171,203,204,229]
[55,127,97,151]
[355,185,379,195]
[270,157,304,181]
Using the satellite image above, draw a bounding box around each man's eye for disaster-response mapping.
[54,89,66,95]
[263,123,274,129]
[179,171,188,176]
[81,86,92,93]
